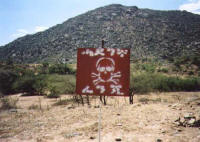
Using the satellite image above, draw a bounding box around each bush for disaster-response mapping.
[13,74,48,95]
[138,98,150,103]
[158,68,169,73]
[47,86,60,98]
[13,74,35,95]
[64,75,76,94]
[49,64,64,74]
[46,74,76,94]
[174,55,200,67]
[0,96,19,110]
[39,62,49,74]
[130,72,200,94]
[191,55,200,66]
[141,63,156,73]
[130,73,154,93]
[0,69,18,95]
[28,104,40,110]
[188,71,194,75]
[49,64,76,75]
[33,75,48,95]
[53,98,74,106]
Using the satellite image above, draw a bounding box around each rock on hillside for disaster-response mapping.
[0,4,200,63]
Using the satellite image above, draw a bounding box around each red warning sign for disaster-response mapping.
[76,48,130,96]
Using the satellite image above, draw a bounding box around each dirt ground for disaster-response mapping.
[0,92,200,142]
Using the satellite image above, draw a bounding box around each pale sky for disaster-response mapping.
[0,0,200,46]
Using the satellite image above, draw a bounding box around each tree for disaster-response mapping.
[0,69,17,95]
[33,75,48,95]
[41,62,49,74]
[13,74,48,95]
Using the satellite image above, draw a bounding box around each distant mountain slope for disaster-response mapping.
[0,4,200,63]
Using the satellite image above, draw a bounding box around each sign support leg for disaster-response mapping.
[98,98,102,142]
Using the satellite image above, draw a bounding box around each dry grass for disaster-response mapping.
[0,92,200,142]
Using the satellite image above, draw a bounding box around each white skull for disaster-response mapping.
[96,57,115,74]
[91,57,121,85]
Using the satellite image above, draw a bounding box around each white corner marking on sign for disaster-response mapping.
[117,49,128,57]
[82,86,93,94]
[81,48,105,57]
[110,84,124,95]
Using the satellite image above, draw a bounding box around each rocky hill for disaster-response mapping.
[0,4,200,63]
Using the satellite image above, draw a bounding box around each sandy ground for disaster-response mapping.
[0,92,200,142]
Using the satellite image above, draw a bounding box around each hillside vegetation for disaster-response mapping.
[0,57,199,97]
[0,4,200,63]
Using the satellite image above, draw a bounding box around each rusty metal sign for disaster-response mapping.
[76,48,130,96]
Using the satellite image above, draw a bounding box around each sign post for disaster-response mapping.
[98,99,101,142]
[76,45,130,142]
[98,40,104,142]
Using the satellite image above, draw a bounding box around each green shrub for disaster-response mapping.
[191,55,200,66]
[188,71,194,75]
[49,64,76,75]
[47,86,60,98]
[172,66,179,72]
[32,75,48,95]
[64,75,76,94]
[130,72,200,94]
[39,62,49,74]
[66,64,76,74]
[12,74,35,95]
[49,64,65,74]
[141,63,156,73]
[46,74,76,94]
[13,74,48,95]
[130,63,140,72]
[174,55,200,67]
[130,73,154,93]
[0,69,18,95]
[158,68,169,73]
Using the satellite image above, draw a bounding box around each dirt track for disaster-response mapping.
[0,92,200,142]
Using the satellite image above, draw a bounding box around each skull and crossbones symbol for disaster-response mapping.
[91,57,121,85]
